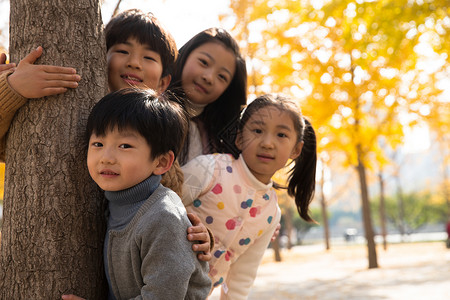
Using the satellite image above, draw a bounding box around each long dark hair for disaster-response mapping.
[169,28,247,164]
[238,94,317,222]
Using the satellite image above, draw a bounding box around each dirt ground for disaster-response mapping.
[209,241,450,299]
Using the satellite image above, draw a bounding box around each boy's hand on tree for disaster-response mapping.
[0,53,16,74]
[7,46,81,98]
[187,213,213,262]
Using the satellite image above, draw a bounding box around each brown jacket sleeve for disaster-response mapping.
[0,70,28,162]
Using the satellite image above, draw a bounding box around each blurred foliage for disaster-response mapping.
[371,189,447,233]
[225,0,449,169]
[224,0,450,232]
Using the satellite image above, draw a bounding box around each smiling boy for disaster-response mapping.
[104,9,176,94]
[83,88,211,299]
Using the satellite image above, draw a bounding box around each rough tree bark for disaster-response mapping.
[0,0,108,298]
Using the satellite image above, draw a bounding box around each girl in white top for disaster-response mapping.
[181,94,318,299]
[168,28,247,165]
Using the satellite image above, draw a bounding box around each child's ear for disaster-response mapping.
[235,131,243,151]
[157,75,171,94]
[290,141,304,160]
[153,151,175,175]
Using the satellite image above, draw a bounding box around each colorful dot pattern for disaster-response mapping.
[184,154,281,290]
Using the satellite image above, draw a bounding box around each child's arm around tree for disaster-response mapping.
[0,47,81,161]
[7,47,80,98]
[0,69,26,161]
[0,53,15,73]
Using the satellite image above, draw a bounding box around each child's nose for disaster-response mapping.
[202,71,214,84]
[261,134,275,148]
[127,55,142,69]
[100,148,117,164]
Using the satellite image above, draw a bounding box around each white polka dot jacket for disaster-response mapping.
[182,153,281,300]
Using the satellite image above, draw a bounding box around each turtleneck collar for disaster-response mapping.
[105,174,161,231]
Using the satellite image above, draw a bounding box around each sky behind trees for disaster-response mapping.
[0,0,232,51]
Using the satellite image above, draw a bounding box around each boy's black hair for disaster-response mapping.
[85,88,188,160]
[238,94,317,222]
[169,28,247,164]
[105,9,177,77]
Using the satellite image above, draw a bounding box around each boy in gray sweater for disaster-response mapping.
[67,88,211,299]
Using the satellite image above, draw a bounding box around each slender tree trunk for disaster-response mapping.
[395,176,407,239]
[356,148,378,269]
[378,172,388,250]
[319,161,330,250]
[439,143,450,218]
[0,0,108,298]
[285,208,293,249]
[272,235,282,262]
[350,60,377,269]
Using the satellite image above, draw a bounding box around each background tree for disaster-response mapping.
[424,99,450,217]
[0,0,108,298]
[377,170,388,250]
[225,0,449,269]
[371,190,447,234]
[318,156,331,250]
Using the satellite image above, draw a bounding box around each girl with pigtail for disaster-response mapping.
[181,93,317,299]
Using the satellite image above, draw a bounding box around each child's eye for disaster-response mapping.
[91,142,103,147]
[199,58,208,66]
[218,74,229,82]
[116,50,128,54]
[119,144,132,149]
[252,128,262,134]
[278,133,288,138]
[144,56,157,62]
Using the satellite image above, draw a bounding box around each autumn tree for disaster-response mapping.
[0,0,108,298]
[225,0,449,268]
[371,190,447,233]
[318,156,331,250]
[423,95,450,217]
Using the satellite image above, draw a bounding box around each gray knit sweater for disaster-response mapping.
[104,176,211,299]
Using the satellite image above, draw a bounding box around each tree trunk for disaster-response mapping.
[444,162,450,219]
[319,161,330,250]
[0,0,108,298]
[395,176,407,239]
[272,235,282,262]
[356,149,378,269]
[285,208,293,249]
[378,172,388,251]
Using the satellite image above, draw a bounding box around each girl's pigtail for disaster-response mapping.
[288,118,317,222]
